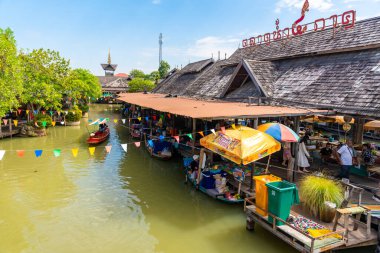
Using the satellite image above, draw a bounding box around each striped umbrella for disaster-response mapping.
[257,123,300,143]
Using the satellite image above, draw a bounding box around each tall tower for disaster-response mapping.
[159,33,163,66]
[101,49,118,76]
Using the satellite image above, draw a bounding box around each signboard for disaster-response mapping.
[242,0,356,48]
[343,123,351,132]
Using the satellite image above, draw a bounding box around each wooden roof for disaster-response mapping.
[118,93,329,119]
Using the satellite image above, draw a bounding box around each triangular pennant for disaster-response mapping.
[33,110,38,115]
[71,148,79,157]
[221,126,226,134]
[121,144,128,152]
[26,110,30,115]
[159,135,165,140]
[42,111,46,115]
[113,119,118,123]
[88,147,95,156]
[52,121,56,127]
[64,111,68,115]
[137,117,141,121]
[3,119,8,125]
[49,110,53,116]
[134,142,141,148]
[174,136,179,143]
[105,145,112,153]
[187,133,193,140]
[18,109,22,115]
[231,124,236,130]
[152,115,157,121]
[145,116,149,122]
[13,120,18,127]
[16,150,25,157]
[42,121,47,127]
[60,121,65,125]
[0,150,5,160]
[167,113,171,118]
[211,129,216,135]
[53,149,61,157]
[57,111,61,116]
[148,140,154,147]
[34,150,43,158]
[105,118,110,122]
[198,131,204,137]
[34,122,39,127]
[121,119,126,124]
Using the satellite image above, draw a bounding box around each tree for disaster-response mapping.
[158,60,170,79]
[20,49,70,112]
[64,68,102,108]
[147,71,160,82]
[128,78,155,92]
[129,69,145,78]
[0,28,23,117]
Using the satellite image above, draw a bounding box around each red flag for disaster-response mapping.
[134,142,141,148]
[3,119,8,125]
[42,111,46,115]
[152,115,157,121]
[174,136,179,142]
[105,146,112,153]
[16,150,25,157]
[167,113,171,118]
[18,109,22,115]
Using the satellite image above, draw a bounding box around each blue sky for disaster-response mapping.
[0,0,379,76]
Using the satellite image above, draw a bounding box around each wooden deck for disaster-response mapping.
[0,129,20,138]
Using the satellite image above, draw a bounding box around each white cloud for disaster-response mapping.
[275,0,333,13]
[184,36,240,59]
[152,0,161,4]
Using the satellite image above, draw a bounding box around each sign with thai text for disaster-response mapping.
[242,0,356,48]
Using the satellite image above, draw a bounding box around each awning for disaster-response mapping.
[118,93,329,120]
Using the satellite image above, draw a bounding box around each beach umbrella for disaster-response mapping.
[200,126,281,165]
[257,123,300,143]
[364,120,380,130]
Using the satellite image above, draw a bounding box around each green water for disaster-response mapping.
[0,104,298,253]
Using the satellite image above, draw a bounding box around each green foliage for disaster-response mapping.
[0,28,23,117]
[300,175,344,217]
[147,71,160,82]
[158,60,170,79]
[65,107,82,122]
[78,103,89,113]
[34,113,53,128]
[130,69,146,78]
[20,48,70,112]
[64,68,101,105]
[128,78,155,92]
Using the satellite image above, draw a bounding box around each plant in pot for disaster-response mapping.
[65,106,82,125]
[299,175,344,223]
[78,103,89,118]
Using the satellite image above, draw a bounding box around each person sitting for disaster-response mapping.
[188,155,199,180]
[320,143,333,164]
[361,143,375,167]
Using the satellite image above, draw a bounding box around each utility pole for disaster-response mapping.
[159,33,163,67]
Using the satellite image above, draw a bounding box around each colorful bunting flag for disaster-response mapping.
[187,133,193,140]
[26,110,30,115]
[53,149,61,157]
[167,113,171,118]
[52,121,56,127]
[174,136,179,143]
[88,147,95,156]
[35,122,39,127]
[231,124,236,129]
[121,119,126,124]
[3,119,8,125]
[42,121,47,127]
[137,117,142,121]
[159,135,164,140]
[33,110,38,115]
[211,129,216,135]
[18,109,22,115]
[71,148,79,157]
[57,111,61,116]
[152,115,157,121]
[16,150,25,157]
[49,110,53,116]
[34,150,43,157]
[13,120,18,127]
[198,131,204,137]
[0,150,5,160]
[134,142,141,148]
[64,111,68,115]
[42,111,46,115]
[60,121,65,125]
[105,146,112,153]
[113,119,118,123]
[221,126,226,134]
[121,144,128,152]
[145,116,149,122]
[148,140,154,147]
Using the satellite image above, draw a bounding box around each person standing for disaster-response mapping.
[297,135,310,172]
[335,139,356,180]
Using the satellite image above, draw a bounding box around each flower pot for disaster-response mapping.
[65,121,80,126]
[319,208,336,223]
[82,112,88,118]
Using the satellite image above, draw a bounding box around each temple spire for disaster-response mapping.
[108,48,111,64]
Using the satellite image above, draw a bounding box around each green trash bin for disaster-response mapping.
[266,181,300,226]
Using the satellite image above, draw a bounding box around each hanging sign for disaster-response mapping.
[343,123,351,132]
[242,0,356,48]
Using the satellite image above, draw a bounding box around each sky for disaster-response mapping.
[0,0,379,76]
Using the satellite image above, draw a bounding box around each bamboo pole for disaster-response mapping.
[265,155,271,174]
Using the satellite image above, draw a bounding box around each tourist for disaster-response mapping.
[335,139,356,180]
[361,143,375,166]
[297,135,310,173]
[320,143,333,164]
[282,142,292,166]
[189,155,199,180]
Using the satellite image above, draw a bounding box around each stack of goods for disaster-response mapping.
[214,174,227,194]
[288,215,342,239]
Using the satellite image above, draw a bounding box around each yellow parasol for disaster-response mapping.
[301,115,354,124]
[200,126,281,165]
[364,120,380,130]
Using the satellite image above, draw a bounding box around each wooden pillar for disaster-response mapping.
[352,117,365,145]
[192,118,196,153]
[253,118,258,129]
[290,116,300,182]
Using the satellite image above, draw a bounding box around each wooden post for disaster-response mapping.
[352,117,365,145]
[253,118,258,129]
[197,148,206,186]
[265,155,271,174]
[192,118,196,154]
[291,116,300,182]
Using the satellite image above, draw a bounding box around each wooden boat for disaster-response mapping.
[145,135,172,160]
[87,127,110,144]
[130,124,143,139]
[186,173,244,204]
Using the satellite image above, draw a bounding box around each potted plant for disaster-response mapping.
[78,103,89,118]
[65,106,82,126]
[299,175,344,223]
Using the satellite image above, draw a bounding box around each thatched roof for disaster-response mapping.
[98,76,130,92]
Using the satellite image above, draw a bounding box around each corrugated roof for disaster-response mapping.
[118,93,328,119]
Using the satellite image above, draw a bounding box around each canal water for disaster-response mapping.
[0,104,297,253]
